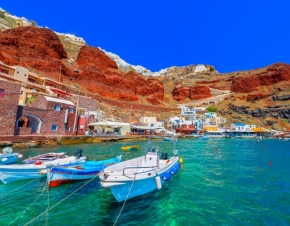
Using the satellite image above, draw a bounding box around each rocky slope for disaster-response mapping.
[0,13,290,130]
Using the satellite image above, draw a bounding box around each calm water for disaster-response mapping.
[0,138,290,226]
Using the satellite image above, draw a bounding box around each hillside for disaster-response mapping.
[0,8,290,130]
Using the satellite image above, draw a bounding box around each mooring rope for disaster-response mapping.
[12,181,48,224]
[0,176,42,198]
[113,174,137,226]
[23,174,99,226]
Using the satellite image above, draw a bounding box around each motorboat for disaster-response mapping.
[47,155,122,187]
[0,149,86,184]
[0,147,23,165]
[121,145,139,151]
[99,146,181,202]
[198,135,209,140]
[163,137,178,141]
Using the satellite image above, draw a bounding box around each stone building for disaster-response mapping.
[16,95,76,136]
[0,79,21,136]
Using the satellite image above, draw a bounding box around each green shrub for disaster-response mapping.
[206,107,217,112]
[281,118,288,123]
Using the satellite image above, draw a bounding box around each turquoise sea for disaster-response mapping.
[0,138,290,226]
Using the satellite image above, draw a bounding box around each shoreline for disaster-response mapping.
[0,135,162,149]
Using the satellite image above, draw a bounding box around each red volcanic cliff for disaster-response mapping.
[231,63,290,93]
[0,27,165,105]
[75,46,164,103]
[76,46,118,71]
[0,26,70,80]
[172,84,211,101]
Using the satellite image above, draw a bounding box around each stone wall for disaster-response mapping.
[74,96,99,111]
[17,95,76,136]
[0,80,20,136]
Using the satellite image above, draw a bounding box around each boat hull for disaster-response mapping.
[0,165,46,183]
[121,146,139,151]
[47,157,121,187]
[0,154,19,165]
[0,156,85,184]
[100,157,180,202]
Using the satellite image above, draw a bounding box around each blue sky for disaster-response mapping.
[1,1,290,73]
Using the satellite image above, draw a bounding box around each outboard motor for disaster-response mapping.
[161,152,168,160]
[74,149,83,159]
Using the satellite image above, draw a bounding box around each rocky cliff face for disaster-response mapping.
[231,63,290,93]
[171,84,211,101]
[74,45,164,103]
[0,27,164,105]
[0,26,70,79]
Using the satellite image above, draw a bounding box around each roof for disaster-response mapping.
[88,121,130,127]
[44,96,74,105]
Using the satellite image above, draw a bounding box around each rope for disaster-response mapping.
[113,174,137,226]
[0,176,42,198]
[23,174,99,226]
[45,180,50,226]
[13,181,48,224]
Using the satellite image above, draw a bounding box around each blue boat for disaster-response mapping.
[198,135,209,140]
[99,147,181,202]
[0,147,22,165]
[47,156,122,187]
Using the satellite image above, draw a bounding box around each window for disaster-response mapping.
[0,89,4,98]
[69,107,74,113]
[54,105,61,111]
[1,69,8,74]
[51,124,58,131]
[65,125,70,131]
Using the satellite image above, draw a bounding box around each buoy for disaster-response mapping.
[162,172,171,181]
[269,161,273,165]
[18,154,23,158]
[155,176,162,189]
[179,158,183,164]
[1,158,8,162]
[170,166,178,175]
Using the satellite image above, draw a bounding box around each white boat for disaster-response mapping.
[0,147,23,165]
[0,150,86,184]
[99,146,181,202]
[163,136,178,141]
[22,152,68,164]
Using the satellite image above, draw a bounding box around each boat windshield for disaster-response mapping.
[147,147,158,153]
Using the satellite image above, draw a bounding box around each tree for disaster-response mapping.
[206,107,217,112]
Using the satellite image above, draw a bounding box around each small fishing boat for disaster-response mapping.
[99,146,182,202]
[0,149,86,184]
[22,152,69,164]
[121,145,139,151]
[47,155,122,187]
[163,137,178,141]
[0,147,23,165]
[198,135,209,140]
